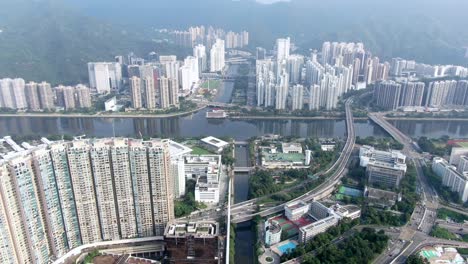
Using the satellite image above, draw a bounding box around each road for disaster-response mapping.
[368,113,442,264]
[230,98,356,223]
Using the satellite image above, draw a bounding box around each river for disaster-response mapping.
[233,144,255,264]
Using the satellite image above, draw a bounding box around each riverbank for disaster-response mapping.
[384,116,468,121]
[0,105,207,119]
[228,115,368,120]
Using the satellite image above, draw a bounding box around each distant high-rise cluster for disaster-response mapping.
[373,80,468,110]
[0,78,54,111]
[172,25,248,49]
[256,39,378,111]
[390,57,468,78]
[128,62,180,110]
[0,78,92,111]
[55,84,92,110]
[0,137,175,263]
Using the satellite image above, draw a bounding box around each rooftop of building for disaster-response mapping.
[367,160,407,171]
[200,136,229,148]
[285,200,308,211]
[281,142,302,149]
[185,154,221,164]
[299,214,338,232]
[366,187,399,201]
[167,140,192,158]
[263,151,305,163]
[266,220,282,234]
[164,221,218,238]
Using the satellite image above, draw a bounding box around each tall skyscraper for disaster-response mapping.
[88,62,122,93]
[90,142,120,241]
[110,139,138,239]
[210,39,225,72]
[25,82,41,111]
[276,37,291,62]
[275,72,289,110]
[37,82,54,110]
[287,55,305,84]
[130,77,143,109]
[193,44,207,73]
[12,78,27,109]
[256,47,266,60]
[143,76,156,109]
[75,85,92,108]
[0,78,15,109]
[159,77,171,109]
[67,141,102,244]
[291,84,304,111]
[399,81,425,107]
[374,81,402,110]
[160,56,179,83]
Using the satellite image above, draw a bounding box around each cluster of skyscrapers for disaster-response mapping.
[374,80,468,110]
[0,78,92,111]
[172,25,248,49]
[0,136,175,263]
[391,57,468,79]
[115,40,224,110]
[256,39,387,111]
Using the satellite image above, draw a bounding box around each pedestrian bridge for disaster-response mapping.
[233,167,254,173]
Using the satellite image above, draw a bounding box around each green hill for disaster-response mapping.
[0,0,172,85]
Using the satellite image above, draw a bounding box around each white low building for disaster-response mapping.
[195,178,219,204]
[282,142,303,154]
[359,145,406,168]
[200,136,229,153]
[285,200,309,221]
[264,219,282,246]
[184,155,222,180]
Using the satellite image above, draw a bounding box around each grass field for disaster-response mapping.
[191,146,213,155]
[456,142,468,148]
[200,80,222,89]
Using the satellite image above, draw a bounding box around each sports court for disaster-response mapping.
[270,214,314,238]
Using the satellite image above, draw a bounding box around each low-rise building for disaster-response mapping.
[165,221,218,238]
[200,136,229,153]
[359,145,406,169]
[104,97,122,112]
[264,219,282,246]
[184,155,221,181]
[194,178,219,204]
[285,200,309,221]
[282,142,303,154]
[330,204,361,220]
[320,140,336,152]
[298,215,339,244]
[367,160,406,189]
[261,145,306,169]
[364,186,401,208]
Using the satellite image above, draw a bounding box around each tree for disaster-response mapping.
[406,254,429,264]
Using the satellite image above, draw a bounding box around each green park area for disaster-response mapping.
[200,80,222,89]
[191,146,214,155]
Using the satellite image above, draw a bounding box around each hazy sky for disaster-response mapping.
[255,0,290,4]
